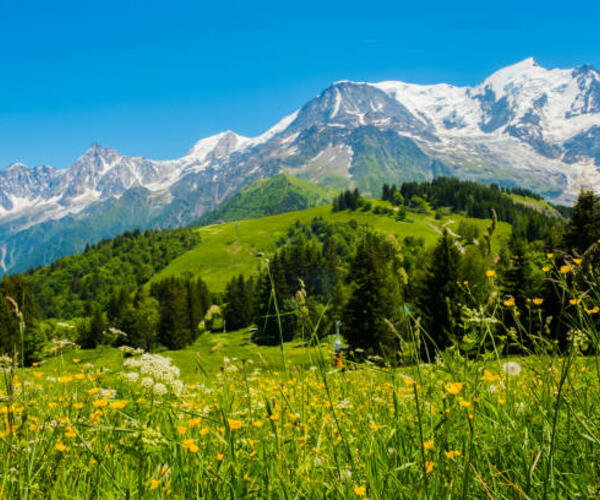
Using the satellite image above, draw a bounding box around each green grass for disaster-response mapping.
[150,205,510,292]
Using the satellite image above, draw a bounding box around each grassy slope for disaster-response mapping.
[150,205,511,292]
[196,174,336,225]
[509,193,564,219]
[37,329,322,382]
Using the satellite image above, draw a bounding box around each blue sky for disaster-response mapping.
[1,0,599,168]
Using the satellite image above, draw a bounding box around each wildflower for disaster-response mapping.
[503,297,516,307]
[532,298,544,306]
[227,418,242,430]
[109,401,127,410]
[425,461,434,474]
[65,426,76,438]
[353,485,366,496]
[153,383,168,396]
[485,270,496,278]
[216,452,225,461]
[546,253,554,259]
[33,371,43,378]
[459,400,472,409]
[72,358,81,363]
[182,438,199,453]
[55,441,70,452]
[94,399,108,408]
[502,362,522,376]
[423,439,434,450]
[189,417,202,427]
[200,427,210,436]
[542,266,551,272]
[150,479,161,489]
[252,421,264,428]
[444,450,461,459]
[569,298,582,306]
[444,382,464,395]
[482,370,497,382]
[585,306,599,315]
[177,426,188,435]
[74,403,85,409]
[573,258,582,265]
[560,265,571,274]
[369,423,381,431]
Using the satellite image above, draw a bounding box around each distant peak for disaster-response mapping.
[84,143,116,156]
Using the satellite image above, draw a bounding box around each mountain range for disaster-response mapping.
[1,57,599,274]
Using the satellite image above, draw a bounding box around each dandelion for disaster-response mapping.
[444,450,461,459]
[425,461,434,474]
[423,439,434,449]
[482,370,497,382]
[459,400,472,409]
[109,401,127,410]
[585,306,599,315]
[150,479,161,489]
[542,266,551,272]
[369,423,381,431]
[502,362,522,376]
[546,253,554,259]
[573,258,582,265]
[485,269,496,278]
[560,265,571,274]
[569,298,582,306]
[94,399,108,408]
[444,382,464,395]
[532,298,544,306]
[216,452,225,461]
[177,426,188,435]
[33,371,43,378]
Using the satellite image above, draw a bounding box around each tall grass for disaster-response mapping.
[1,253,600,498]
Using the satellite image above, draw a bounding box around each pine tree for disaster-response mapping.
[343,232,403,356]
[563,189,600,254]
[417,230,463,360]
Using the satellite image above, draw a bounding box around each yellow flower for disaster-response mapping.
[569,298,582,306]
[227,418,242,430]
[65,426,76,438]
[560,265,571,274]
[110,401,127,410]
[532,298,544,306]
[75,373,85,380]
[542,266,551,272]
[425,461,434,474]
[55,441,70,452]
[58,376,73,383]
[444,450,461,459]
[482,370,497,382]
[32,362,39,367]
[88,387,100,395]
[177,426,188,435]
[585,306,600,315]
[269,413,279,421]
[94,399,108,408]
[444,382,464,395]
[503,297,516,307]
[573,258,582,265]
[459,400,471,409]
[182,438,199,453]
[546,253,554,259]
[369,423,381,431]
[423,439,434,450]
[189,417,202,427]
[72,358,81,363]
[33,371,43,378]
[28,423,38,431]
[73,403,85,409]
[200,427,210,436]
[150,479,161,490]
[353,485,366,496]
[485,269,496,278]
[216,452,225,461]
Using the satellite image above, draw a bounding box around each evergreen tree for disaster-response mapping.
[417,230,463,360]
[343,232,403,356]
[563,189,600,254]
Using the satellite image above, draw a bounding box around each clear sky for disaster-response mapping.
[1,0,599,168]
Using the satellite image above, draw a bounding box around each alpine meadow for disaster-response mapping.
[2,6,600,496]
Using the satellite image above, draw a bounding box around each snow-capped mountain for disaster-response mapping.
[1,58,600,274]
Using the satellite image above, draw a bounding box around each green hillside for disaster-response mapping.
[151,204,511,292]
[196,174,335,225]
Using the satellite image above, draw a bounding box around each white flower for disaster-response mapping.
[125,372,139,383]
[153,383,167,396]
[502,361,522,376]
[141,377,154,388]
